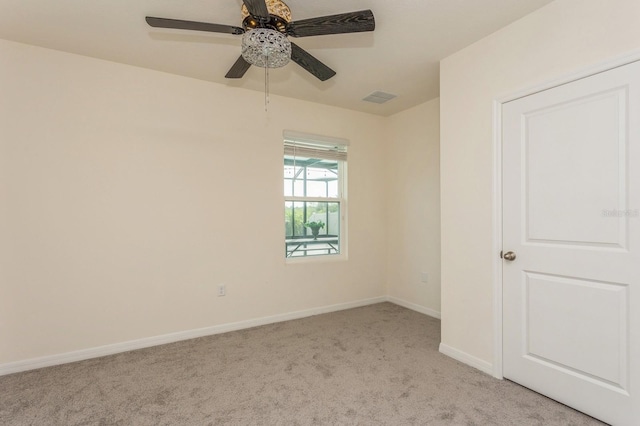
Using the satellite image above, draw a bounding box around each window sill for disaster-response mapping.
[285,253,348,265]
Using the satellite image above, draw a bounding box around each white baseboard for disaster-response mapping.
[386,296,441,319]
[439,343,494,375]
[0,296,386,377]
[0,296,446,377]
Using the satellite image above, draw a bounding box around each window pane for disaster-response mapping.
[327,180,339,198]
[283,178,304,197]
[284,155,339,198]
[285,201,340,258]
[284,201,305,238]
[306,180,327,197]
[284,179,292,197]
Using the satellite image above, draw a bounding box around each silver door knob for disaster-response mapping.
[503,251,517,261]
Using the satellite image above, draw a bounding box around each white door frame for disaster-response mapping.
[491,48,640,380]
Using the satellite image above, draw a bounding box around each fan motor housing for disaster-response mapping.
[241,0,291,34]
[242,15,288,33]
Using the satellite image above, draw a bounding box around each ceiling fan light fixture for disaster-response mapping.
[146,3,375,82]
[241,28,291,68]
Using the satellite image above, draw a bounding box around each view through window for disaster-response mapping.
[284,135,346,258]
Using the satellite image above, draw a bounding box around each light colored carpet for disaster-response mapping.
[0,303,603,425]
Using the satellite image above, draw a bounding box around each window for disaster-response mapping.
[283,131,348,259]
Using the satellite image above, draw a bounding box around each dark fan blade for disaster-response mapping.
[287,10,375,38]
[225,56,252,79]
[242,0,269,18]
[290,43,336,81]
[146,17,244,35]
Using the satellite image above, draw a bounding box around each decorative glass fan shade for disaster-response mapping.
[241,28,291,68]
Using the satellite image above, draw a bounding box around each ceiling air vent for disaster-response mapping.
[362,91,397,104]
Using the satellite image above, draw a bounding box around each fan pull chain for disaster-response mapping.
[264,54,270,112]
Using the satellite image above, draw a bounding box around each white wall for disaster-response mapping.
[386,99,441,316]
[0,39,393,365]
[440,0,640,365]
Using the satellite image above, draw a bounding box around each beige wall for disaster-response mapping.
[386,99,441,315]
[440,0,640,365]
[0,39,405,364]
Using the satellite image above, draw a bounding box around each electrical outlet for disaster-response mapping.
[218,284,226,297]
[420,272,428,283]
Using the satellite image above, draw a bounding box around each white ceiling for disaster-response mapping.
[0,0,554,116]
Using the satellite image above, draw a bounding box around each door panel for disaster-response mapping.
[525,272,627,388]
[503,60,640,425]
[525,88,627,247]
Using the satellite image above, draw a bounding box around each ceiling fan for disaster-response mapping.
[146,0,375,82]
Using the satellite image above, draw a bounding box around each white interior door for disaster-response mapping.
[502,60,640,425]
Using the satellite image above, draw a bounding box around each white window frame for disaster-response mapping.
[283,130,348,262]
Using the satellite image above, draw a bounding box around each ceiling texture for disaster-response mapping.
[0,0,553,116]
